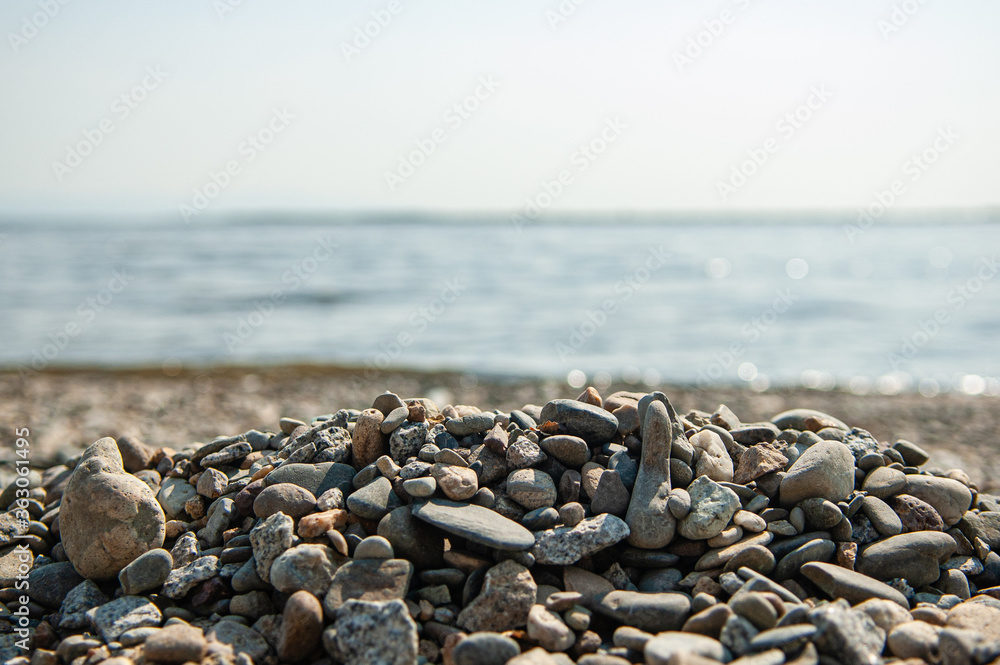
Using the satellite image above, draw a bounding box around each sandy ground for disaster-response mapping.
[2,365,999,489]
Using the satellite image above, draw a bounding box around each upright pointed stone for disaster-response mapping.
[625,398,680,548]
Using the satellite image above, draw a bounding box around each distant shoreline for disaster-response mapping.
[2,206,999,228]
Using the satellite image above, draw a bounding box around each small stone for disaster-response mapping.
[903,475,972,527]
[590,470,631,517]
[196,468,228,499]
[201,441,251,467]
[892,494,946,532]
[734,510,767,533]
[278,590,324,663]
[381,406,409,433]
[60,438,166,580]
[324,558,413,611]
[854,598,913,633]
[484,423,510,454]
[280,417,307,434]
[798,497,843,530]
[206,621,271,664]
[457,560,537,632]
[887,620,941,661]
[893,440,930,466]
[638,568,683,593]
[508,647,562,665]
[270,544,341,595]
[402,476,437,498]
[445,412,496,437]
[117,434,154,472]
[800,562,909,608]
[373,391,406,415]
[144,623,206,663]
[390,421,429,465]
[712,405,742,430]
[249,511,294,583]
[230,590,275,619]
[771,409,848,431]
[533,514,631,566]
[353,409,387,470]
[862,466,907,500]
[596,590,692,633]
[773,538,835,581]
[523,506,560,531]
[708,526,743,548]
[779,441,855,507]
[856,531,957,587]
[724,545,776,576]
[347,476,402,521]
[733,443,788,485]
[161,555,220,599]
[507,437,547,468]
[56,635,103,663]
[298,508,348,538]
[539,399,619,444]
[411,499,535,551]
[560,502,585,527]
[540,435,591,468]
[682,603,733,637]
[253,483,316,519]
[527,604,575,652]
[690,430,734,483]
[355,535,394,560]
[678,476,741,541]
[807,599,886,665]
[87,595,163,642]
[451,632,521,665]
[59,579,108,624]
[118,548,172,595]
[668,489,692,520]
[377,506,446,569]
[507,469,558,510]
[27,561,84,608]
[431,463,478,501]
[861,496,903,536]
[644,632,727,665]
[695,531,774,571]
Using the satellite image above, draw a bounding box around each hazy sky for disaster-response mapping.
[1,0,998,214]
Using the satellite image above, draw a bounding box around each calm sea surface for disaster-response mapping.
[1,216,998,394]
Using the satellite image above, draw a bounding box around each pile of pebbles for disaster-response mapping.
[5,388,1000,665]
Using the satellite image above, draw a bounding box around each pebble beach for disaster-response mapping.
[4,375,1000,665]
